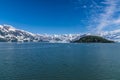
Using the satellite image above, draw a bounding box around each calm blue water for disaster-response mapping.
[0,43,120,80]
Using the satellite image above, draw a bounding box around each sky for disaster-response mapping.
[0,0,120,34]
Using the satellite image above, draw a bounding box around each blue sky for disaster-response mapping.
[0,0,120,34]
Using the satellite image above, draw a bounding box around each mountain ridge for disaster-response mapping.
[0,24,119,43]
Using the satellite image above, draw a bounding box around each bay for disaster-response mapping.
[0,43,120,80]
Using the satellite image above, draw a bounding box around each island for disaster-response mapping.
[72,35,114,43]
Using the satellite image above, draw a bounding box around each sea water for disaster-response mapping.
[0,43,120,80]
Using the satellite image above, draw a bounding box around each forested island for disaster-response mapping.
[72,35,114,43]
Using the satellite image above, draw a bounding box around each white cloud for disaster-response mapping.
[89,0,120,33]
[96,0,118,31]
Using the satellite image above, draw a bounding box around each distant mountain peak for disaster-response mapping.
[0,24,16,32]
[0,24,119,42]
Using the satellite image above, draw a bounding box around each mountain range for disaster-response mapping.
[0,24,119,43]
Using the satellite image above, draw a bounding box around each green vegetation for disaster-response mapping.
[73,35,114,43]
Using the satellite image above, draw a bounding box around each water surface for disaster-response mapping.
[0,43,120,80]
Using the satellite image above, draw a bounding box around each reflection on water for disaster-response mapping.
[0,43,120,80]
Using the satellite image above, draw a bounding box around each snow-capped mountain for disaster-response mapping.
[0,24,37,42]
[0,24,120,42]
[0,24,81,42]
[98,30,120,42]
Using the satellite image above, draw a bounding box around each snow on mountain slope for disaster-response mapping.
[0,24,36,42]
[36,34,81,43]
[0,24,120,42]
[0,25,81,42]
[98,29,120,42]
